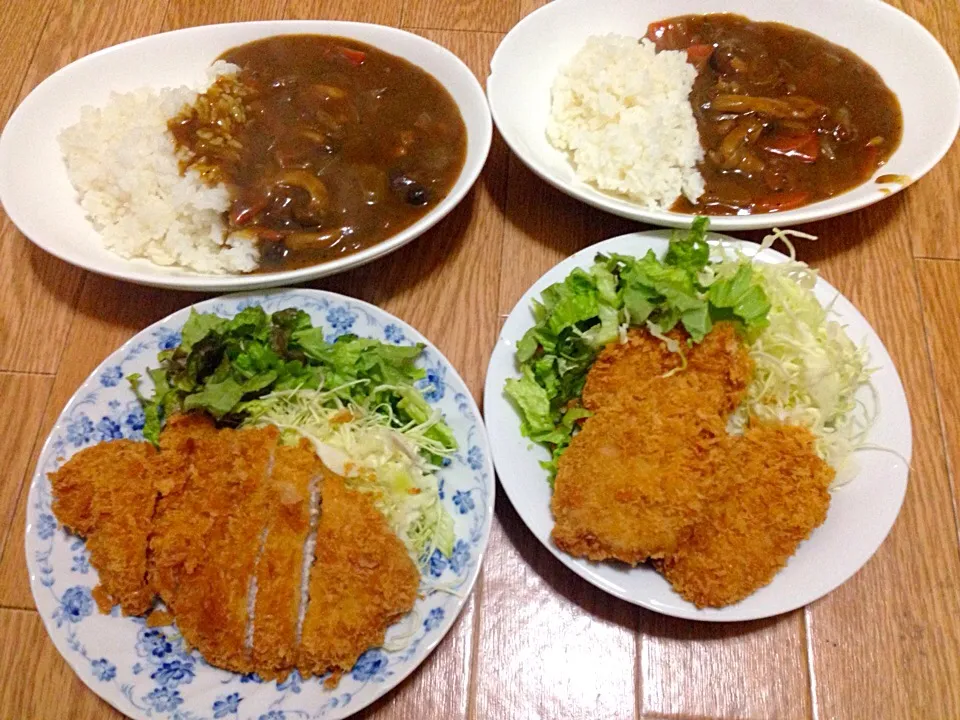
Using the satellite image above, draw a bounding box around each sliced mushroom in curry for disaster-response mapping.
[646,14,903,215]
[169,35,467,271]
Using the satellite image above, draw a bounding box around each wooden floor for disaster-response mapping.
[0,1,958,718]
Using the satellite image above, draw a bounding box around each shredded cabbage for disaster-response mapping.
[707,230,873,481]
[241,386,456,567]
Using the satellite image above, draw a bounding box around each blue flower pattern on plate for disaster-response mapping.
[417,365,446,402]
[95,416,123,441]
[136,627,173,661]
[449,540,470,575]
[124,406,145,433]
[37,513,56,540]
[453,490,474,514]
[25,290,491,720]
[423,607,444,631]
[258,712,286,720]
[99,365,123,387]
[71,552,90,574]
[144,687,183,713]
[91,658,116,682]
[351,649,388,682]
[428,548,447,578]
[55,586,93,626]
[151,658,195,688]
[467,445,484,471]
[212,691,241,717]
[383,323,406,344]
[326,306,356,337]
[66,415,94,446]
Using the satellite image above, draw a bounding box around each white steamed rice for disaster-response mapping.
[59,61,258,274]
[546,34,705,209]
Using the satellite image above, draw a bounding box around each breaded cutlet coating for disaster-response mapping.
[49,440,158,615]
[251,440,321,680]
[150,415,279,674]
[551,324,754,564]
[147,414,221,598]
[582,322,752,415]
[298,469,419,682]
[552,389,729,563]
[658,424,834,608]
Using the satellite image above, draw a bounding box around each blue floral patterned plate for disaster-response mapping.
[26,288,494,720]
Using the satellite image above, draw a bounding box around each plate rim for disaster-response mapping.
[26,287,496,719]
[483,229,913,621]
[0,20,494,292]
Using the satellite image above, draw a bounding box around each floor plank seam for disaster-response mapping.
[399,25,507,36]
[913,260,960,551]
[0,605,36,613]
[0,376,55,562]
[0,370,56,378]
[803,608,820,720]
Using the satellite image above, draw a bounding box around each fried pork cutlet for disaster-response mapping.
[150,415,279,674]
[49,440,158,615]
[581,322,752,414]
[48,411,422,679]
[551,323,753,564]
[298,468,419,681]
[658,424,834,608]
[251,441,323,680]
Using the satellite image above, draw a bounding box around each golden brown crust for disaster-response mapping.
[48,414,420,679]
[298,469,419,679]
[658,424,834,608]
[552,323,753,564]
[49,439,158,616]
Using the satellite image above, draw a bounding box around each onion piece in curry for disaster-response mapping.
[169,35,467,271]
[646,14,903,216]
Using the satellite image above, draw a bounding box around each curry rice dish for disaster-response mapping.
[49,413,419,684]
[60,34,467,275]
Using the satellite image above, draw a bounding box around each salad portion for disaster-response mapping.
[506,218,871,481]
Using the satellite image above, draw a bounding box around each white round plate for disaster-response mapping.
[484,230,912,621]
[0,22,492,291]
[487,0,960,231]
[27,289,494,719]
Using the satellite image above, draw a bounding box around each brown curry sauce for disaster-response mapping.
[170,35,467,271]
[647,14,903,215]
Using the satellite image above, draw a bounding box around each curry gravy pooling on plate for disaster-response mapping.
[170,35,468,271]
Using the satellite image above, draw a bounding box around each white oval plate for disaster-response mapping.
[27,289,494,719]
[488,0,960,231]
[0,22,492,291]
[484,230,912,621]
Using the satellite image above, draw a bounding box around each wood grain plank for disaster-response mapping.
[472,490,638,720]
[403,0,518,33]
[163,0,287,27]
[0,0,169,374]
[892,0,960,258]
[0,0,54,126]
[476,137,640,720]
[784,205,960,720]
[0,608,123,719]
[0,374,53,565]
[917,258,960,554]
[285,0,401,25]
[0,275,200,611]
[640,613,810,720]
